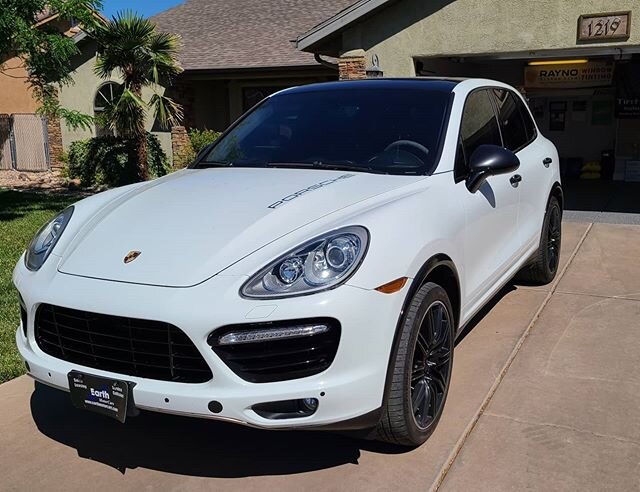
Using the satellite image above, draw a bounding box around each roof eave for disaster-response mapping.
[178,63,335,78]
[295,0,395,52]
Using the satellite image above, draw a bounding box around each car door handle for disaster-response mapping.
[510,174,522,187]
[543,157,552,167]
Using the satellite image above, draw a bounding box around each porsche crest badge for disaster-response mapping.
[123,251,141,264]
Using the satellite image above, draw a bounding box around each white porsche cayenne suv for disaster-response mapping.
[14,78,562,446]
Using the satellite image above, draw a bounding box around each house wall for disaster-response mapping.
[58,40,173,161]
[337,0,640,76]
[0,56,38,114]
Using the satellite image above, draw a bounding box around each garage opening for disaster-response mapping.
[415,54,640,217]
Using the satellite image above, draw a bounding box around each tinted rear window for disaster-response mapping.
[200,88,452,175]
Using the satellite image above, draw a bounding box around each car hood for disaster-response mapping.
[59,168,416,287]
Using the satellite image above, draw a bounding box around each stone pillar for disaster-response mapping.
[46,114,64,169]
[171,125,192,169]
[338,56,367,80]
[338,49,367,80]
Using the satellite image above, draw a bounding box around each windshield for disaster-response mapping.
[198,87,452,175]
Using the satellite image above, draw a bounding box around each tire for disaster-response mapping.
[517,196,562,285]
[371,282,455,447]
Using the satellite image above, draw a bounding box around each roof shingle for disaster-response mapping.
[152,0,355,71]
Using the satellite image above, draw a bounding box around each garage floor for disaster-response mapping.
[1,222,639,491]
[563,180,640,224]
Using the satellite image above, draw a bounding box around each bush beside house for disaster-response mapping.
[172,128,221,169]
[189,128,222,154]
[67,133,169,188]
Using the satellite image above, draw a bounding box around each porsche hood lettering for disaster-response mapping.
[268,174,355,209]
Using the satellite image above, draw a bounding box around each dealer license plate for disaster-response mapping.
[67,371,130,423]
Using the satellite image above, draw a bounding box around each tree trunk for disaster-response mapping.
[132,84,148,182]
[136,134,148,181]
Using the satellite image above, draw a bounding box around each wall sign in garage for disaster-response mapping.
[578,12,631,42]
[524,61,614,89]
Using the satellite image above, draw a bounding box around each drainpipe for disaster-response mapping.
[314,53,339,71]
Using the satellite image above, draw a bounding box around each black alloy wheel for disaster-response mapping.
[516,196,562,285]
[411,300,452,429]
[547,204,561,273]
[372,282,455,446]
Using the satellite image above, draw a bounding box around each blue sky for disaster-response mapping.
[101,0,184,19]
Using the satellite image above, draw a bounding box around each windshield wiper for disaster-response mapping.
[197,160,232,168]
[266,161,383,174]
[266,162,315,168]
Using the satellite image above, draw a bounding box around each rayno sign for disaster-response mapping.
[524,61,614,89]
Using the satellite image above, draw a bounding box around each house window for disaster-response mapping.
[94,82,122,137]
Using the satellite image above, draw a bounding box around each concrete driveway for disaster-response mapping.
[1,222,639,491]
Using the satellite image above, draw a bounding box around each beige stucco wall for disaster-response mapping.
[339,0,640,76]
[58,40,172,160]
[0,56,39,114]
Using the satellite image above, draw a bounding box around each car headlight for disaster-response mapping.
[25,207,74,271]
[241,226,369,298]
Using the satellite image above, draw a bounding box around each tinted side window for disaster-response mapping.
[492,89,529,152]
[456,90,502,178]
[517,95,537,142]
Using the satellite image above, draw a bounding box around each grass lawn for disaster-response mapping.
[0,189,82,383]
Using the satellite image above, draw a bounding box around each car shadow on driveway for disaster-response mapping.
[456,283,517,344]
[29,382,407,477]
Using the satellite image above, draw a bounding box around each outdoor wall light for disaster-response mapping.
[366,54,384,78]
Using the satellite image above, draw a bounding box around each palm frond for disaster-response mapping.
[101,87,147,137]
[149,93,183,129]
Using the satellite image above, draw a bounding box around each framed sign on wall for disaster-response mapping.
[578,12,631,42]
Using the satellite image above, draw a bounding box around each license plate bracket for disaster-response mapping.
[67,371,133,423]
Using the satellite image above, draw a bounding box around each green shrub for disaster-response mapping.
[68,133,169,187]
[172,128,221,170]
[189,128,221,154]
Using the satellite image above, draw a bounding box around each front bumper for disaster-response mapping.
[13,257,407,429]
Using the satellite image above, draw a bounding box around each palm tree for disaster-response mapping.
[93,11,183,181]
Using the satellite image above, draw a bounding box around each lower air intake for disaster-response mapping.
[209,318,340,383]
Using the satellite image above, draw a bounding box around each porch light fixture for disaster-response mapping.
[366,54,384,78]
[528,59,589,66]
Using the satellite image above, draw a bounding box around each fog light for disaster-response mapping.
[302,398,318,411]
[216,323,329,346]
[252,398,320,419]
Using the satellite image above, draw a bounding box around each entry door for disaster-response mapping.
[455,89,521,311]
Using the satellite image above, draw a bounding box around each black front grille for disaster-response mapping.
[209,318,340,383]
[35,304,212,383]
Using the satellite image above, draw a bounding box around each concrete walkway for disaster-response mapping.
[1,222,639,491]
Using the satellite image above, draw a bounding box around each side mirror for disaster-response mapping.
[465,145,520,193]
